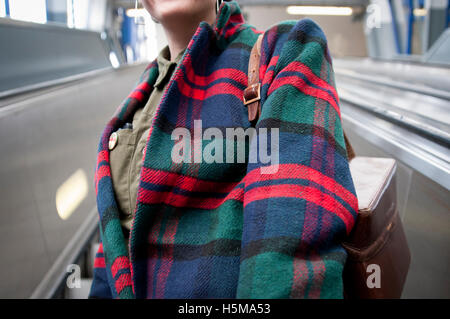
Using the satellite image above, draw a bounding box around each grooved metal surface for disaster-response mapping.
[0,64,146,298]
[0,18,111,95]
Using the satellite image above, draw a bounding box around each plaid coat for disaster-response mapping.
[89,1,358,299]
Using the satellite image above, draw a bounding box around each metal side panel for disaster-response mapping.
[0,18,112,97]
[0,64,147,298]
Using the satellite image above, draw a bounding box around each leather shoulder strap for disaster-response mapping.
[344,132,355,161]
[243,34,355,160]
[243,34,263,126]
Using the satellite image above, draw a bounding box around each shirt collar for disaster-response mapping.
[154,45,186,88]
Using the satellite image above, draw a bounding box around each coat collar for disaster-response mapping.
[213,0,245,47]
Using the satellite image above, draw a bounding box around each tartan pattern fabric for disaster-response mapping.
[90,0,358,299]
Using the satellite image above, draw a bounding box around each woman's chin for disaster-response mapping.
[147,0,215,25]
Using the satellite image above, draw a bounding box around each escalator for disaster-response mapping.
[335,58,450,298]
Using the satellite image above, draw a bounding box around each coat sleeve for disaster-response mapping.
[237,19,358,298]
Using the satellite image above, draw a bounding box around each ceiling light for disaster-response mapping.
[56,169,88,220]
[126,8,147,18]
[413,8,427,17]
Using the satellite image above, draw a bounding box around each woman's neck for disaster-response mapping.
[162,11,216,61]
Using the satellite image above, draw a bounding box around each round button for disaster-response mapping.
[109,132,118,150]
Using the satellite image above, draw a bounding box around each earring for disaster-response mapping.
[216,0,223,15]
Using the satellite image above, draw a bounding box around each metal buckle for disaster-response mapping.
[243,83,261,106]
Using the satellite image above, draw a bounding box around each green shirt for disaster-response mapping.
[109,46,185,230]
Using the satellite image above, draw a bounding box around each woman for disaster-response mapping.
[89,0,358,299]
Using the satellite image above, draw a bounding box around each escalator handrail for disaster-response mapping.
[338,87,450,149]
[335,68,450,101]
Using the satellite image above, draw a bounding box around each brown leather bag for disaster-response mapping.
[343,157,411,298]
[244,34,411,299]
